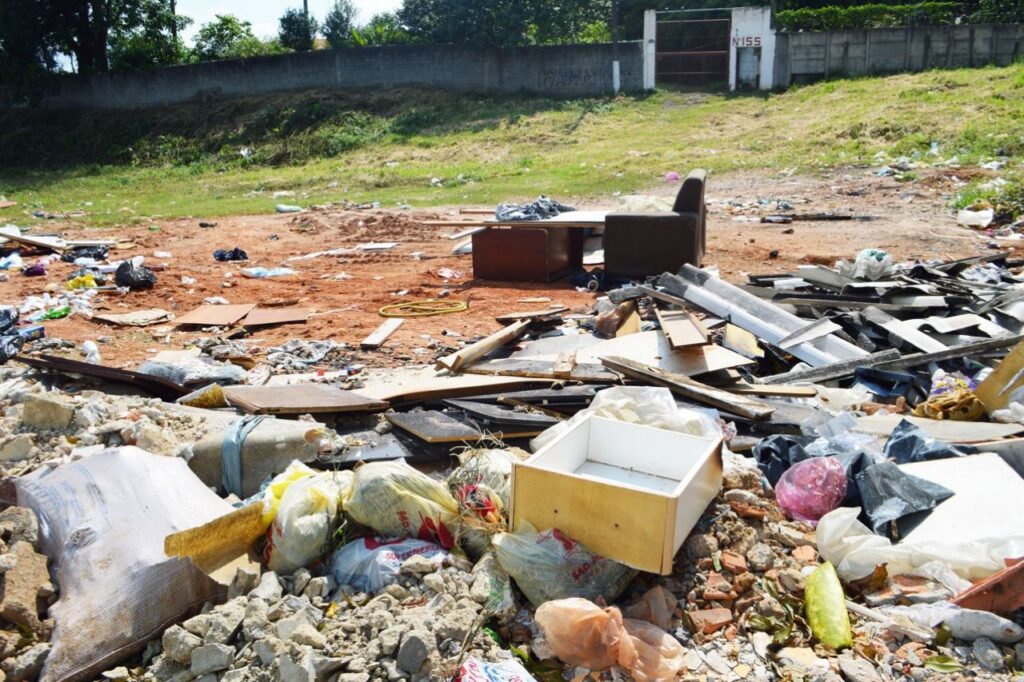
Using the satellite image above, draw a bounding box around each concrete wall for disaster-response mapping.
[776,23,1024,88]
[729,7,776,90]
[40,42,645,110]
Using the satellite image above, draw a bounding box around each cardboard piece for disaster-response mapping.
[512,415,723,574]
[91,308,175,327]
[223,384,388,415]
[175,304,256,327]
[242,307,311,328]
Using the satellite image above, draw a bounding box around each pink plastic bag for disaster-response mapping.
[535,598,686,681]
[775,456,847,524]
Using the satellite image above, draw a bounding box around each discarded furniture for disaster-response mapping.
[603,169,708,278]
[471,224,584,281]
[511,414,723,574]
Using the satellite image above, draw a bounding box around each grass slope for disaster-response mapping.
[1,62,1022,226]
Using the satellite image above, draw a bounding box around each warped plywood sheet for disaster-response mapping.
[353,366,548,403]
[852,414,1024,444]
[224,384,387,415]
[242,307,310,328]
[175,304,256,327]
[575,331,753,377]
[509,333,601,359]
[386,410,481,443]
[655,308,708,348]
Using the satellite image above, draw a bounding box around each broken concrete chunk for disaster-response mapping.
[838,654,881,682]
[190,643,235,676]
[396,630,435,673]
[746,543,775,572]
[251,571,283,602]
[162,625,202,665]
[0,507,39,548]
[227,566,260,600]
[973,637,1005,672]
[400,555,440,575]
[1,642,50,682]
[0,541,48,632]
[21,395,75,430]
[0,434,34,462]
[277,649,316,682]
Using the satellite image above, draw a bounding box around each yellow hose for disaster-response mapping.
[379,299,468,318]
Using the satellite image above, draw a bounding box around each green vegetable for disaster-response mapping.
[804,561,852,650]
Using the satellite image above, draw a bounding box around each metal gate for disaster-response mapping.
[655,9,731,87]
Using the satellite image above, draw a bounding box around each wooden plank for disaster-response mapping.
[0,231,66,253]
[15,354,187,401]
[495,307,568,324]
[437,319,532,372]
[575,331,754,377]
[360,318,404,350]
[464,358,618,383]
[386,410,482,443]
[655,308,707,348]
[223,384,387,415]
[975,340,1024,414]
[602,355,775,420]
[444,399,559,428]
[851,414,1024,443]
[354,368,549,403]
[553,351,576,379]
[722,382,818,397]
[242,307,310,328]
[175,304,256,327]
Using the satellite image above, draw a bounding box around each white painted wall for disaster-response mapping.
[643,9,657,90]
[729,6,776,90]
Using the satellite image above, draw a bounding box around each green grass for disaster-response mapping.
[1,62,1023,227]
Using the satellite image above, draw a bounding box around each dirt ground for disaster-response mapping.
[2,167,1004,370]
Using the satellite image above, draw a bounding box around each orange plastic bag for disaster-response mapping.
[535,598,686,681]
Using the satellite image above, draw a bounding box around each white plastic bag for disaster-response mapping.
[458,657,537,682]
[835,248,894,281]
[264,468,352,573]
[346,460,460,548]
[330,536,446,593]
[816,506,1024,581]
[531,386,720,452]
[492,525,636,607]
[16,447,231,682]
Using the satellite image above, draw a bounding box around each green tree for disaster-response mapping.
[192,14,286,61]
[323,0,356,48]
[278,7,318,51]
[972,0,1024,22]
[109,0,191,70]
[0,0,58,95]
[350,13,412,46]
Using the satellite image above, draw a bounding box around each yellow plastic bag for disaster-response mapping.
[66,273,97,290]
[805,561,853,650]
[346,461,460,548]
[535,598,686,682]
[264,467,352,573]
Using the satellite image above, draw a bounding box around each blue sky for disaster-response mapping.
[177,0,403,44]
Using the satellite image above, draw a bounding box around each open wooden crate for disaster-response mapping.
[511,415,723,575]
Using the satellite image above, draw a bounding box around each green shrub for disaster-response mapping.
[776,2,959,30]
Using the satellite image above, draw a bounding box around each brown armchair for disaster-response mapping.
[603,169,707,279]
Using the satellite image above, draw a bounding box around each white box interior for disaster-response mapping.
[527,415,719,496]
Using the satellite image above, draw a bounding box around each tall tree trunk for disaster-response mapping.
[170,0,177,41]
[90,0,108,71]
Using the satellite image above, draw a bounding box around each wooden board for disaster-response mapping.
[360,318,404,349]
[0,231,66,252]
[975,340,1024,414]
[575,331,754,377]
[386,410,482,443]
[242,307,310,328]
[444,399,559,428]
[15,354,187,401]
[175,303,256,327]
[353,368,549,403]
[656,308,707,348]
[495,307,569,324]
[223,384,388,415]
[464,358,618,383]
[851,414,1024,443]
[437,319,532,372]
[602,356,775,420]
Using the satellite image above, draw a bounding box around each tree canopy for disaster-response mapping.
[323,0,357,48]
[279,8,319,52]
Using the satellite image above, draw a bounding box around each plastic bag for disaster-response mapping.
[115,259,157,290]
[775,457,847,524]
[622,585,677,631]
[0,306,24,364]
[816,506,1024,581]
[61,245,108,262]
[492,525,636,606]
[346,461,460,548]
[471,550,516,622]
[330,536,447,593]
[213,247,248,262]
[264,469,352,573]
[804,562,852,650]
[882,419,969,464]
[531,386,720,452]
[448,448,526,510]
[458,658,537,682]
[138,357,247,387]
[535,598,686,682]
[855,461,954,538]
[15,448,230,682]
[836,248,893,281]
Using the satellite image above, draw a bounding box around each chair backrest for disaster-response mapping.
[673,169,707,214]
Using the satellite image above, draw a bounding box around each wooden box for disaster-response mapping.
[511,415,723,575]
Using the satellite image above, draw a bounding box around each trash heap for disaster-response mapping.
[4,235,1024,682]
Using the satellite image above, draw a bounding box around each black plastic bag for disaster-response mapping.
[856,461,955,539]
[115,261,157,291]
[213,247,248,262]
[61,245,109,262]
[0,306,16,335]
[882,419,971,464]
[752,434,816,485]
